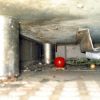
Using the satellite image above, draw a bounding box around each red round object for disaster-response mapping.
[54,57,65,68]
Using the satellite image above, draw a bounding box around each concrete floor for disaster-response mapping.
[0,66,100,100]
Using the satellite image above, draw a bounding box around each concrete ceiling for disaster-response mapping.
[0,0,100,24]
[1,0,100,44]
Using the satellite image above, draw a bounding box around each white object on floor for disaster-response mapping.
[86,52,100,59]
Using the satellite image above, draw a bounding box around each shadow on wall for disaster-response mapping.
[19,36,43,71]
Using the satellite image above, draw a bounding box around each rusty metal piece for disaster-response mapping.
[77,29,94,52]
[77,28,100,52]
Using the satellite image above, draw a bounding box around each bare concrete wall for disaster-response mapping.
[19,37,42,70]
[56,45,85,59]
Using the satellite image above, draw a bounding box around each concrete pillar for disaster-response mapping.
[0,16,19,79]
[43,43,55,64]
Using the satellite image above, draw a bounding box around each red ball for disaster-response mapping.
[54,57,65,68]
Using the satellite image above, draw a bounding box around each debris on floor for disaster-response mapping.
[0,69,100,100]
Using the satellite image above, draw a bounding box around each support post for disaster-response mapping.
[0,16,19,79]
[43,43,55,64]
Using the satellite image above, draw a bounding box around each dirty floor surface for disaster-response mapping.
[0,66,100,100]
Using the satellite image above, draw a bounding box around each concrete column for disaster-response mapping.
[43,43,55,64]
[0,16,19,79]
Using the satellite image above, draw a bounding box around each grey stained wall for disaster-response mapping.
[19,37,42,70]
[56,45,85,59]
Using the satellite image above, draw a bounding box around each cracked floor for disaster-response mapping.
[0,66,100,100]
